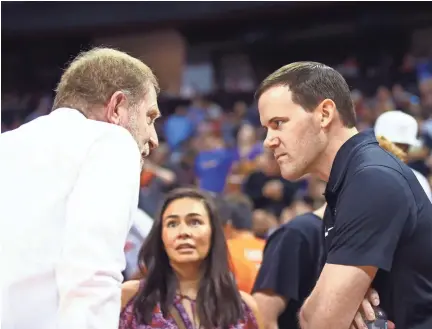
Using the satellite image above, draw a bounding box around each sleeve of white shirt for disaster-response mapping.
[55,127,141,329]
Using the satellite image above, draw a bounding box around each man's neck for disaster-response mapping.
[229,230,255,240]
[313,127,358,182]
[313,203,327,220]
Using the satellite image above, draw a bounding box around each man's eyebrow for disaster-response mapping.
[149,106,162,118]
[263,116,288,126]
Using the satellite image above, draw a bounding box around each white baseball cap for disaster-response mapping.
[374,110,421,147]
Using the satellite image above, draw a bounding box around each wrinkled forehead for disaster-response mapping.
[145,84,158,102]
[138,86,160,115]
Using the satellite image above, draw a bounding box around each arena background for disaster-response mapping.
[2,1,432,255]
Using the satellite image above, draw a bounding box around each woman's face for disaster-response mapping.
[162,197,212,265]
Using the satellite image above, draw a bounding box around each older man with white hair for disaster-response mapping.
[374,110,432,201]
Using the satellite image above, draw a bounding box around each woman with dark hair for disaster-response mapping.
[120,188,262,329]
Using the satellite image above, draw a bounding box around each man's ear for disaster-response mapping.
[317,98,337,129]
[105,91,128,125]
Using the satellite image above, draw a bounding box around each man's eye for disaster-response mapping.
[270,120,283,129]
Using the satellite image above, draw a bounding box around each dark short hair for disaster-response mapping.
[134,188,244,328]
[255,61,356,128]
[223,193,254,231]
[213,195,232,226]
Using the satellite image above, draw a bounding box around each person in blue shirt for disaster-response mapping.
[163,105,194,153]
[195,133,236,193]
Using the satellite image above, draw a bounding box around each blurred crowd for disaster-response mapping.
[1,46,432,284]
[2,54,432,233]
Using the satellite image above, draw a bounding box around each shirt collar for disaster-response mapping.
[326,128,378,194]
[51,107,87,118]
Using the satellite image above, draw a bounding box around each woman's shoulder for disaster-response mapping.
[239,291,263,329]
[121,280,142,310]
[239,291,257,312]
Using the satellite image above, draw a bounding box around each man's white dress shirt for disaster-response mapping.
[0,108,141,329]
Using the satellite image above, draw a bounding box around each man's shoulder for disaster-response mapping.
[269,213,322,246]
[346,162,410,192]
[283,213,322,232]
[51,109,139,165]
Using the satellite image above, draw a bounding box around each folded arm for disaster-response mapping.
[300,166,410,329]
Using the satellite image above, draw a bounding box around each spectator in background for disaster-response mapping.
[279,199,314,225]
[392,84,413,111]
[187,95,210,127]
[221,101,256,147]
[195,133,236,193]
[170,148,197,188]
[226,124,264,193]
[223,193,265,292]
[253,204,325,329]
[253,204,392,329]
[251,208,279,239]
[138,143,177,217]
[24,94,53,123]
[243,149,300,218]
[124,208,154,281]
[374,111,432,201]
[163,105,194,162]
[375,85,396,113]
[213,195,259,294]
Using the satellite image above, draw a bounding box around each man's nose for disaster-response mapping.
[264,133,279,149]
[149,125,159,150]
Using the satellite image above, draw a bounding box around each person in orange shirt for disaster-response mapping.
[216,193,266,293]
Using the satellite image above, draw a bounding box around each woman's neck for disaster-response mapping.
[172,263,202,299]
[178,278,200,299]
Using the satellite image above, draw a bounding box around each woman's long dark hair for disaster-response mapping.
[133,188,244,329]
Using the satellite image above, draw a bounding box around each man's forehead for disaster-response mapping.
[263,85,291,99]
[143,86,160,113]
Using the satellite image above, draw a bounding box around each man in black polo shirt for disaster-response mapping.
[256,61,432,329]
[252,205,325,329]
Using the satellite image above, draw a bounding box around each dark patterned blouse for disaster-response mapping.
[120,282,258,329]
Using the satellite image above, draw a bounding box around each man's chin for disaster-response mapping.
[281,167,304,181]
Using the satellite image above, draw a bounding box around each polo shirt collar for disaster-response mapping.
[326,128,378,194]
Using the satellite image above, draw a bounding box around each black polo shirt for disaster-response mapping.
[323,129,432,329]
[253,213,323,329]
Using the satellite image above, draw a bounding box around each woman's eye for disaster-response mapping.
[190,219,201,226]
[167,221,176,228]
